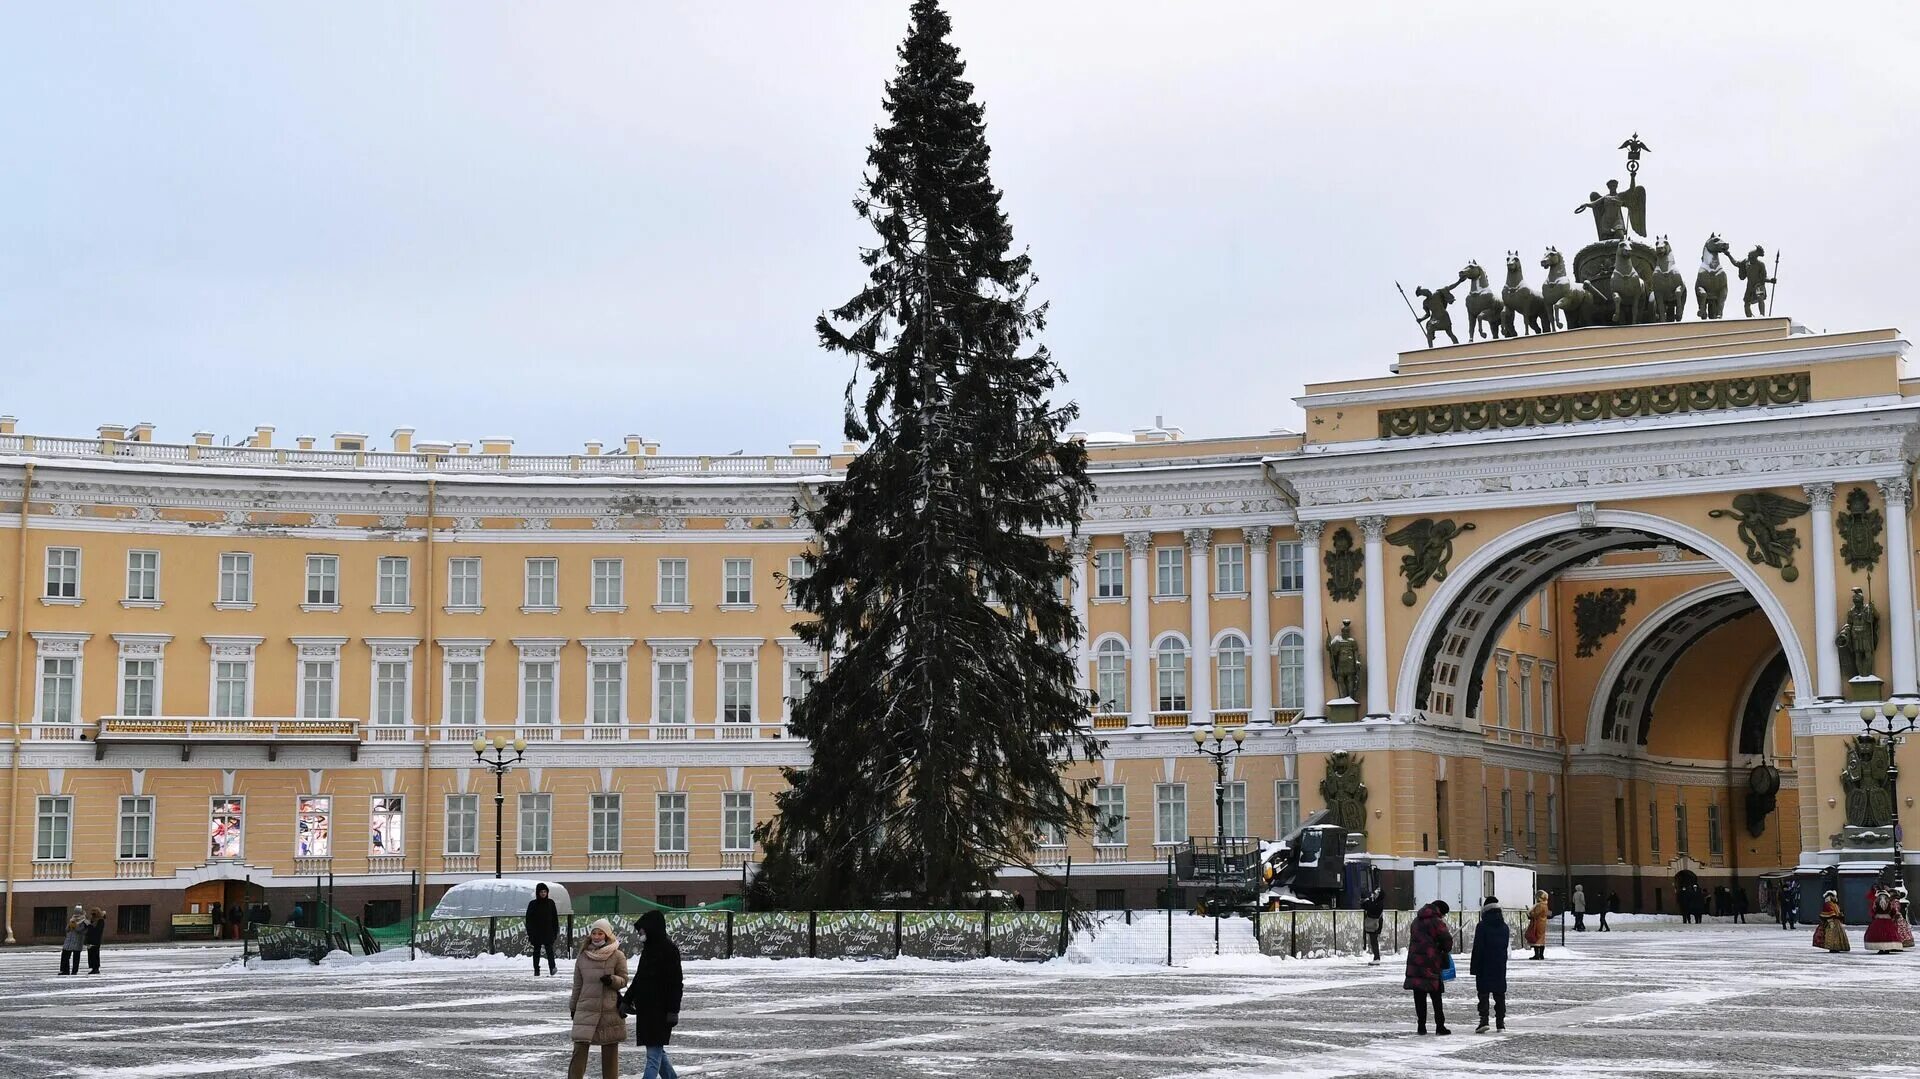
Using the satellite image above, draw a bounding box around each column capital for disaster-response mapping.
[1296,521,1324,545]
[1122,531,1154,557]
[1803,481,1835,509]
[1358,515,1388,541]
[1183,527,1213,555]
[1245,524,1273,548]
[1065,535,1092,558]
[1877,476,1912,507]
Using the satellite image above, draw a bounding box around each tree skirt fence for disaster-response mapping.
[1252,908,1531,959]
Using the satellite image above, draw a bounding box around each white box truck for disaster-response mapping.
[1411,860,1537,912]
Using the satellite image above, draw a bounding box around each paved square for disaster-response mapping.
[0,923,1911,1078]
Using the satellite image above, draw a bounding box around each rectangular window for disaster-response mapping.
[658,559,688,606]
[1675,802,1690,855]
[1707,802,1724,857]
[125,550,158,602]
[1095,645,1127,714]
[1038,819,1067,847]
[1275,541,1304,592]
[117,905,152,936]
[785,660,819,717]
[296,795,332,858]
[522,661,557,725]
[589,793,622,854]
[371,796,404,856]
[1500,789,1514,851]
[1214,544,1245,594]
[1154,547,1185,597]
[1154,783,1187,845]
[376,556,411,608]
[300,660,336,719]
[524,558,558,609]
[447,662,481,725]
[1547,793,1560,856]
[1095,785,1127,845]
[120,659,157,717]
[209,796,244,860]
[1519,661,1534,732]
[118,795,154,860]
[45,547,79,599]
[723,558,753,605]
[374,661,408,725]
[591,661,625,725]
[445,794,479,855]
[518,793,553,855]
[1648,800,1661,854]
[1094,549,1125,599]
[1156,648,1187,712]
[447,557,482,609]
[1524,790,1537,856]
[1220,781,1247,838]
[1494,656,1511,728]
[304,554,338,606]
[214,660,249,718]
[656,661,690,723]
[39,657,76,724]
[217,552,252,605]
[591,558,625,608]
[722,661,754,723]
[784,556,812,607]
[723,791,755,851]
[36,796,72,861]
[1275,780,1299,839]
[656,792,688,852]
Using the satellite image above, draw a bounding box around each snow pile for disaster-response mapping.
[1064,912,1260,966]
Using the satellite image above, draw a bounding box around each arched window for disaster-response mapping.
[1277,631,1305,711]
[1216,634,1248,710]
[1095,639,1128,714]
[1156,639,1188,712]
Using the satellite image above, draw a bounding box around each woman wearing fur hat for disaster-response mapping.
[568,919,630,1079]
[59,906,86,975]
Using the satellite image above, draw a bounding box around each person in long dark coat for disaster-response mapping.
[1361,887,1386,964]
[1402,900,1453,1036]
[623,910,685,1079]
[525,883,560,977]
[1468,899,1510,1033]
[84,907,107,974]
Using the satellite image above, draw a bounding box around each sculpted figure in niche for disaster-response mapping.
[1837,586,1880,681]
[1326,619,1363,702]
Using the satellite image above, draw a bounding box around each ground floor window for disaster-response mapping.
[1095,889,1127,910]
[33,906,65,938]
[117,905,151,936]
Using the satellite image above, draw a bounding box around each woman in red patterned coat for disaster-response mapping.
[1403,900,1454,1035]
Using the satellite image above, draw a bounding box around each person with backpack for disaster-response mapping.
[1469,898,1510,1033]
[525,882,560,977]
[624,910,685,1079]
[1361,886,1386,964]
[1403,900,1453,1036]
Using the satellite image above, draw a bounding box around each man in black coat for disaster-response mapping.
[525,883,559,977]
[624,910,684,1077]
[84,907,106,974]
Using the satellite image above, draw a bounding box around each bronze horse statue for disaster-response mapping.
[1695,233,1731,319]
[1542,246,1605,329]
[1603,238,1647,325]
[1648,235,1688,322]
[1501,250,1550,336]
[1458,260,1506,340]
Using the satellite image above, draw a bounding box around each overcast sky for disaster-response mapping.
[3,3,1917,453]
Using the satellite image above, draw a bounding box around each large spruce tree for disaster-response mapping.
[755,0,1097,908]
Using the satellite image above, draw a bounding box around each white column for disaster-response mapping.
[1186,528,1212,723]
[1804,483,1842,700]
[1125,531,1153,726]
[1246,526,1274,724]
[1879,477,1918,697]
[1299,521,1327,719]
[1359,515,1390,717]
[1067,536,1092,696]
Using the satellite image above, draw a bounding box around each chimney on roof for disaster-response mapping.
[193,432,214,447]
[584,441,603,456]
[0,416,15,435]
[131,423,154,443]
[98,423,127,441]
[480,437,513,455]
[643,440,660,456]
[253,425,275,449]
[296,436,316,450]
[787,440,821,456]
[391,427,415,453]
[333,433,368,452]
[624,434,643,455]
[453,441,472,455]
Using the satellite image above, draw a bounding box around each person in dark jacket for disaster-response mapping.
[1600,891,1616,932]
[525,883,560,976]
[623,910,685,1079]
[1468,899,1509,1033]
[1731,885,1749,924]
[1402,900,1453,1036]
[227,903,245,940]
[84,906,107,973]
[1361,887,1386,964]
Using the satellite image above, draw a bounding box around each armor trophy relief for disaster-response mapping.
[1399,134,1780,344]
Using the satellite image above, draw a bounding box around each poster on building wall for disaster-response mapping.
[209,797,244,860]
[370,796,404,856]
[296,796,331,858]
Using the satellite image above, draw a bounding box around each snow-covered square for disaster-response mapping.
[0,920,1911,1078]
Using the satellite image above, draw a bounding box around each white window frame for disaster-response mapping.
[302,554,339,611]
[36,795,73,862]
[216,551,254,610]
[1275,779,1300,839]
[375,556,412,612]
[721,558,755,609]
[445,794,479,856]
[43,546,81,604]
[722,790,755,851]
[1494,651,1511,728]
[1707,801,1723,858]
[717,642,759,724]
[1154,636,1188,712]
[446,557,483,613]
[1220,781,1247,838]
[1154,783,1187,846]
[1276,630,1305,711]
[117,654,161,717]
[782,657,820,722]
[1093,549,1125,601]
[1500,789,1514,851]
[1648,799,1661,854]
[648,640,695,726]
[118,795,154,861]
[517,646,560,728]
[205,636,260,719]
[1675,801,1690,856]
[1274,541,1305,594]
[1094,637,1128,714]
[371,794,405,857]
[1524,789,1537,856]
[1154,546,1185,599]
[296,794,334,859]
[1518,657,1535,733]
[1540,664,1556,738]
[655,792,689,853]
[783,555,811,612]
[293,638,345,720]
[518,792,553,855]
[590,558,626,612]
[441,645,487,729]
[209,795,245,861]
[656,558,690,611]
[589,793,623,854]
[124,549,161,608]
[1547,792,1560,856]
[522,558,559,613]
[1215,633,1248,710]
[589,653,628,727]
[367,640,416,727]
[1095,785,1127,845]
[32,633,88,726]
[1213,543,1246,596]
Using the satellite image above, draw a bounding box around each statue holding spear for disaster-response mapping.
[1398,279,1460,348]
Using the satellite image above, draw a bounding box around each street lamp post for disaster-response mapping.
[1193,725,1247,954]
[472,733,529,879]
[1859,701,1920,895]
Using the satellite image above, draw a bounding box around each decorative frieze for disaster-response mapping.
[1376,371,1810,440]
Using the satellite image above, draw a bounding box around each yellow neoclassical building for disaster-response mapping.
[2,315,1914,941]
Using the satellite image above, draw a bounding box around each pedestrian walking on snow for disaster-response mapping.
[568,918,629,1079]
[84,906,106,974]
[1361,886,1386,964]
[1894,885,1914,949]
[1865,887,1904,953]
[1572,885,1587,932]
[1814,890,1850,952]
[623,910,686,1079]
[1600,891,1616,932]
[1731,885,1749,924]
[1403,900,1453,1036]
[526,882,560,977]
[1469,898,1510,1033]
[1525,891,1549,960]
[59,906,86,975]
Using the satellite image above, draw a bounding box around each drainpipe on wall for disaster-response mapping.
[415,480,437,917]
[4,463,34,944]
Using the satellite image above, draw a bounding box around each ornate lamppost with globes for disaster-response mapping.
[1192,726,1246,952]
[473,733,529,879]
[1859,701,1920,893]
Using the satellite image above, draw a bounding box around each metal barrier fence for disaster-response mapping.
[1252,908,1531,959]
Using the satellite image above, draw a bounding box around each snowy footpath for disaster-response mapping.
[0,921,1914,1078]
